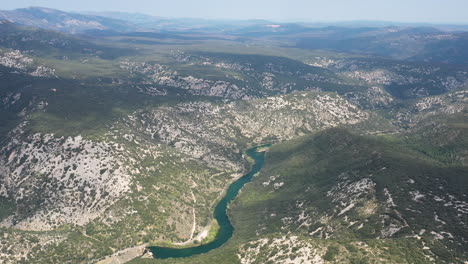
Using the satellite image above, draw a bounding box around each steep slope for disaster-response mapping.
[134,128,468,264]
[239,128,468,264]
[128,91,369,170]
[0,90,372,263]
[230,129,468,263]
[403,112,468,165]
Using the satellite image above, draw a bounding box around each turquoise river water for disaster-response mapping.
[149,146,266,259]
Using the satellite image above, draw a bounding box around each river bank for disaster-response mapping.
[149,146,268,259]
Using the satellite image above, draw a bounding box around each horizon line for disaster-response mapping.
[3,5,468,26]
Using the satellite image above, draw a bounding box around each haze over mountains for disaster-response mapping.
[0,5,467,264]
[2,6,468,65]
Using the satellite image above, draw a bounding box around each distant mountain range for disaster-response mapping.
[2,7,468,33]
[0,7,136,33]
[1,7,468,65]
[292,27,468,64]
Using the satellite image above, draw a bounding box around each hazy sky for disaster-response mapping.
[2,0,468,23]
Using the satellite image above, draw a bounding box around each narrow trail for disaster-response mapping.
[100,147,267,261]
[189,190,197,240]
[150,147,268,259]
[82,230,101,242]
[174,187,198,246]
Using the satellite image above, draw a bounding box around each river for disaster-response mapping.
[149,146,267,259]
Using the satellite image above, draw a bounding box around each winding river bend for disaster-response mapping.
[149,146,267,259]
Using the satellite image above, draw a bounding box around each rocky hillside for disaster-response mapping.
[0,123,131,231]
[0,13,467,264]
[136,128,468,264]
[128,92,368,170]
[308,57,468,99]
[0,89,371,263]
